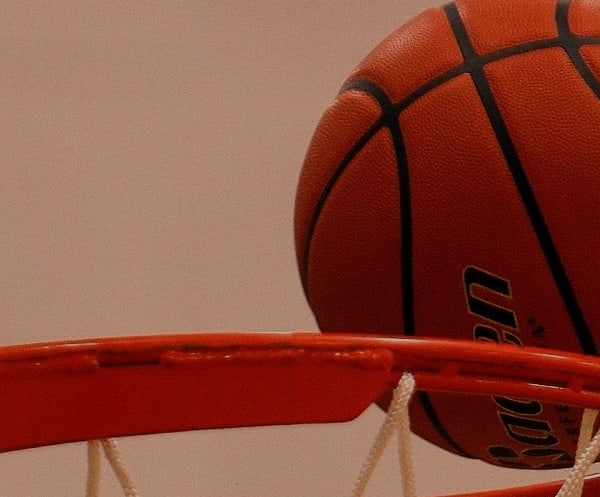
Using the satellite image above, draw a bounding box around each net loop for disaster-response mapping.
[86,439,140,497]
[555,409,600,497]
[351,377,600,497]
[351,371,416,497]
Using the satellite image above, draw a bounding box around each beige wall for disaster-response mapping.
[1,2,572,495]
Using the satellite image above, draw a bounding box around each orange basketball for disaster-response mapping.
[295,0,600,469]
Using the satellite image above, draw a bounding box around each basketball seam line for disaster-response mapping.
[556,0,600,100]
[395,38,600,114]
[300,0,599,462]
[392,38,560,115]
[339,81,417,340]
[302,79,416,339]
[304,1,598,355]
[388,104,415,342]
[448,0,596,356]
[416,391,473,459]
[333,79,474,459]
[299,109,384,308]
[302,9,600,294]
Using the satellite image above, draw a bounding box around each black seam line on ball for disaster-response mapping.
[556,0,600,100]
[343,80,472,460]
[393,37,561,113]
[302,78,417,339]
[341,80,416,338]
[347,80,416,339]
[300,81,387,300]
[303,1,600,325]
[300,116,382,301]
[416,391,473,458]
[444,2,597,355]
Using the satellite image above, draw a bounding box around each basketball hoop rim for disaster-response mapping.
[2,331,599,399]
[1,332,600,454]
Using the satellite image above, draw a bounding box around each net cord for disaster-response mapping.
[86,440,102,497]
[350,374,600,497]
[350,372,416,497]
[555,409,600,497]
[86,439,139,497]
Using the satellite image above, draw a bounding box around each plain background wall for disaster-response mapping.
[0,1,576,495]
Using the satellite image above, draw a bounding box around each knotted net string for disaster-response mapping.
[555,409,600,497]
[351,372,416,497]
[86,439,139,497]
[349,374,600,497]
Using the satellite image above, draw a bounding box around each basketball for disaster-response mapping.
[294,0,600,469]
